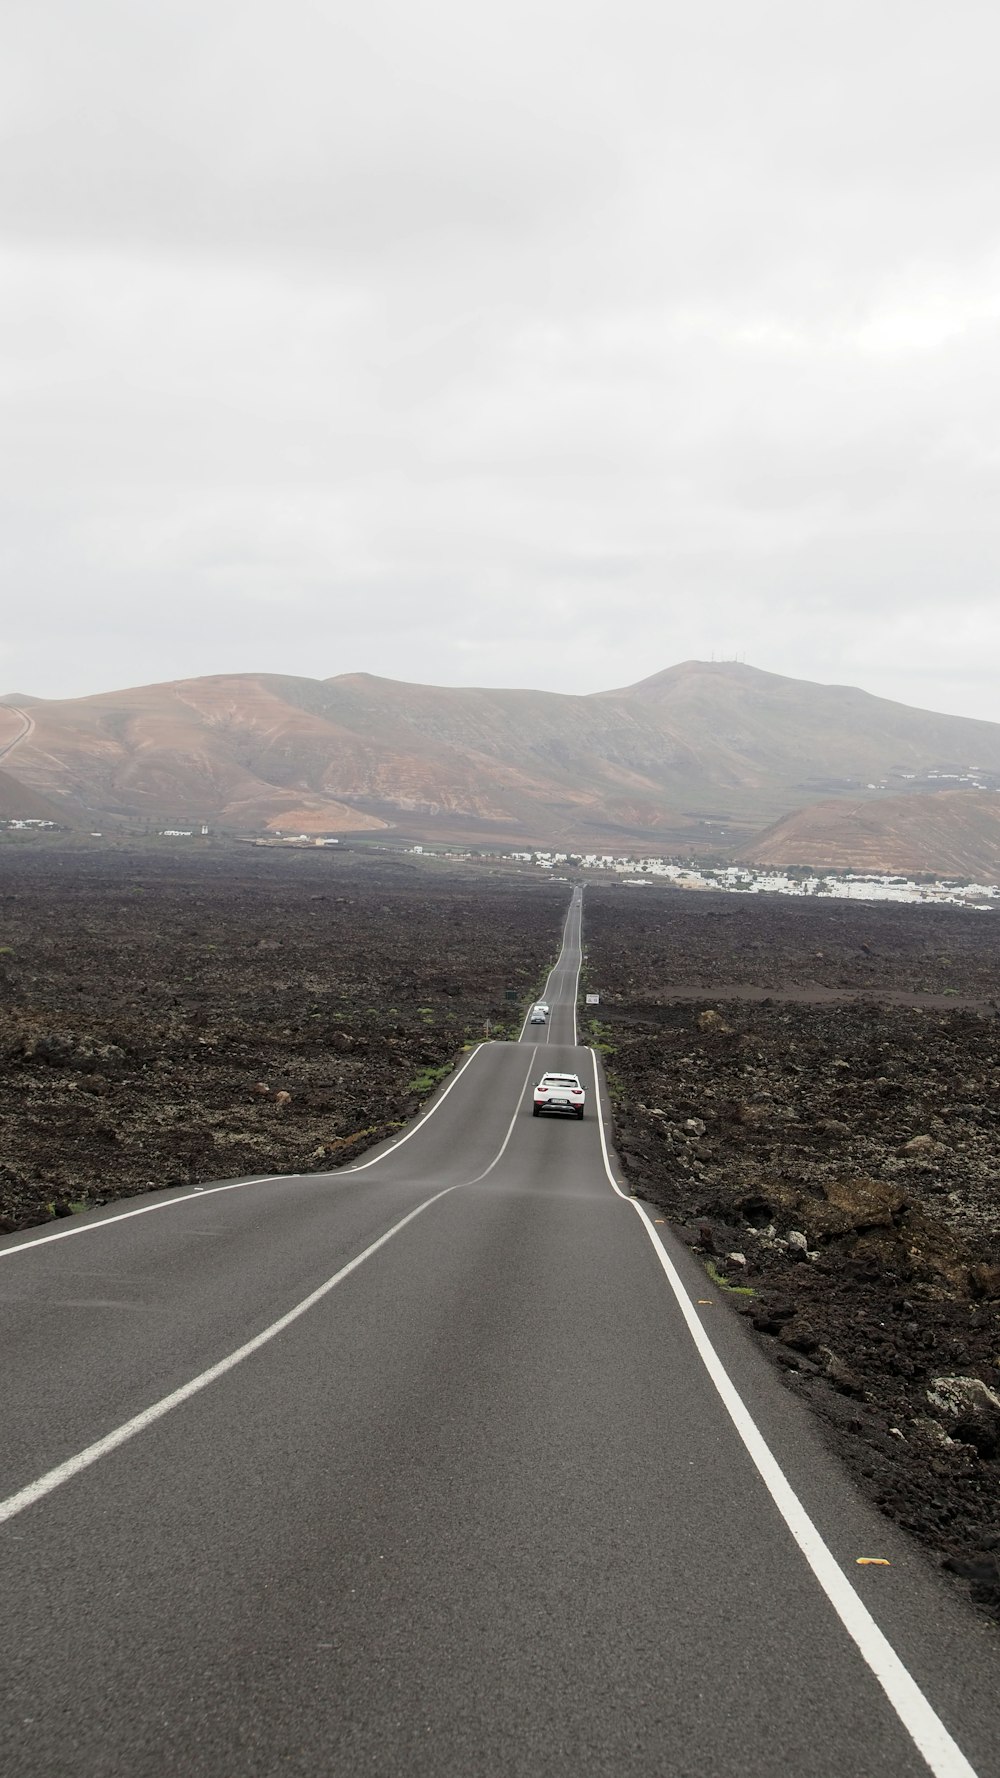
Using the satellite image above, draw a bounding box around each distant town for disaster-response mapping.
[2,818,996,909]
[501,851,999,909]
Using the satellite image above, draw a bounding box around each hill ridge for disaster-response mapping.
[5,661,1000,871]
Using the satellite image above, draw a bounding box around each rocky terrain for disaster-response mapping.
[0,843,563,1231]
[583,883,1000,1624]
[6,846,1000,1629]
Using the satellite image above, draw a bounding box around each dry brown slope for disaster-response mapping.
[611,660,1000,792]
[7,661,1000,847]
[316,662,1000,809]
[313,673,706,836]
[741,787,1000,881]
[3,672,701,840]
[4,677,388,833]
[311,664,1000,833]
[0,768,67,822]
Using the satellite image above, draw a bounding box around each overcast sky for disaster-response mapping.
[3,0,1000,717]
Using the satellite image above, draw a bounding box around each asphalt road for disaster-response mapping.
[0,704,34,763]
[1,887,998,1776]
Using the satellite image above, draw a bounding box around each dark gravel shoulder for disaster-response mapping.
[582,882,1000,1627]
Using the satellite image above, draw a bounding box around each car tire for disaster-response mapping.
[532,1106,540,1116]
[576,1108,584,1119]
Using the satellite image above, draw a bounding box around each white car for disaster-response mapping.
[533,1071,585,1118]
[529,1005,547,1024]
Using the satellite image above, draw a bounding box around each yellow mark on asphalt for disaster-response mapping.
[856,1558,891,1566]
[697,1299,713,1305]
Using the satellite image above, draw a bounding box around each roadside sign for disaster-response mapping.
[505,989,518,1002]
[586,993,600,1005]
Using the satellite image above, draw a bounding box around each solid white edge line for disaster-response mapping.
[0,1175,281,1261]
[0,1043,490,1257]
[0,1053,540,1530]
[520,887,581,1050]
[587,1048,978,1778]
[515,889,575,1045]
[1,899,570,1511]
[342,1041,484,1172]
[3,887,582,1260]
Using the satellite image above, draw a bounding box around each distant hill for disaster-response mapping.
[740,788,1000,883]
[5,661,1000,858]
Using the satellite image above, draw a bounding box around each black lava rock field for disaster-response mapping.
[0,842,564,1232]
[583,882,1000,1626]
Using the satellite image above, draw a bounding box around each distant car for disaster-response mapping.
[529,1006,547,1024]
[536,1002,550,1014]
[533,1072,585,1118]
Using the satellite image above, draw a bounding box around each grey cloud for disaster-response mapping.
[2,0,1000,717]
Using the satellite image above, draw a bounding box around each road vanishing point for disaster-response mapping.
[1,887,998,1776]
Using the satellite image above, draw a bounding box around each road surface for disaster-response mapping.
[0,704,34,764]
[0,887,998,1776]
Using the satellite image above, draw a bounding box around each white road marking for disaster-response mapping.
[0,1192,457,1528]
[0,1043,490,1250]
[0,1056,538,1529]
[588,1049,979,1778]
[466,1052,538,1183]
[0,893,573,1511]
[519,889,582,1048]
[2,885,580,1259]
[0,891,975,1773]
[342,1041,484,1172]
[568,892,581,1045]
[0,1177,281,1261]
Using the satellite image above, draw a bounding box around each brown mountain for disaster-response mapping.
[0,766,68,823]
[740,788,1000,883]
[5,661,1000,854]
